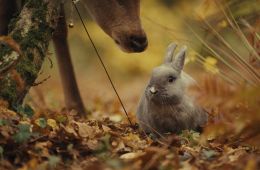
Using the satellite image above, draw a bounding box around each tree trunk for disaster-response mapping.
[0,0,62,109]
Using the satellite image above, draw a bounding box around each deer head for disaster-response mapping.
[84,0,148,53]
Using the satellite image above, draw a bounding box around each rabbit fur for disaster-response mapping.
[136,43,208,136]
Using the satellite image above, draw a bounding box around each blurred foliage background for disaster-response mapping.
[30,0,259,115]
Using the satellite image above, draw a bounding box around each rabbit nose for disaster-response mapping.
[149,86,158,94]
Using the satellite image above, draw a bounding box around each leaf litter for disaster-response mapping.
[0,75,260,170]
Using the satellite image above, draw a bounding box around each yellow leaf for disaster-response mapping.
[47,119,58,130]
[203,56,219,74]
[34,118,41,127]
[218,20,228,28]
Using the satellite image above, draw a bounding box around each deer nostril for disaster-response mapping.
[130,35,147,44]
[129,35,148,52]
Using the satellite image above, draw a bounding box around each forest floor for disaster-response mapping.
[0,74,259,170]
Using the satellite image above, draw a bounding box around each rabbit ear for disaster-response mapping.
[164,43,177,63]
[172,46,187,71]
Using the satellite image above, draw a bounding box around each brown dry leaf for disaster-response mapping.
[114,141,129,153]
[17,158,38,170]
[101,125,111,132]
[61,124,78,137]
[34,142,51,157]
[86,139,99,150]
[228,149,247,162]
[0,106,17,118]
[0,125,14,139]
[122,133,148,150]
[74,122,95,138]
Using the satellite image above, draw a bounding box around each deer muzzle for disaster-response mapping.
[112,29,148,53]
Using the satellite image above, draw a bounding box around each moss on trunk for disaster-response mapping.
[0,0,62,109]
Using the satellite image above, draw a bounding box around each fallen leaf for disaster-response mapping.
[61,124,78,137]
[102,125,111,132]
[110,114,122,122]
[47,119,58,130]
[74,122,95,138]
[86,139,99,150]
[120,152,145,160]
[35,117,47,128]
[202,149,218,160]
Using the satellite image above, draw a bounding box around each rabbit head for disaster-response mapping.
[145,43,187,105]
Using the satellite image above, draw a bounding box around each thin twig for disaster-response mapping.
[32,75,51,86]
[72,0,133,126]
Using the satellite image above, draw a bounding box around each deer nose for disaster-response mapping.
[149,86,158,94]
[129,35,148,52]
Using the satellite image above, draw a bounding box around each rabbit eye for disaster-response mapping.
[168,76,176,83]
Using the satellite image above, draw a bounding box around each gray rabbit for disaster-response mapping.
[136,43,208,136]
